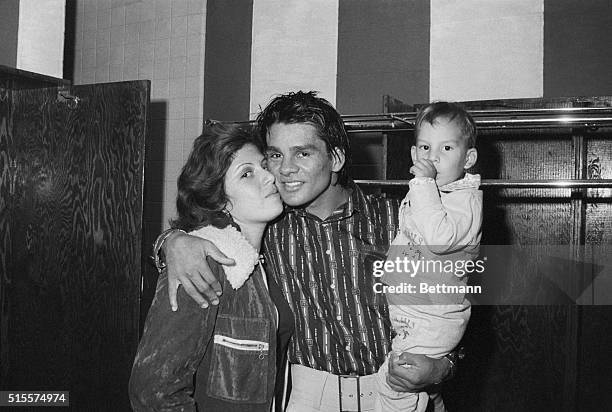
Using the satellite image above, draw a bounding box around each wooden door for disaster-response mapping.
[1,80,148,411]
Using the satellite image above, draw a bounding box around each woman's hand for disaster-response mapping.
[163,231,235,310]
[386,352,450,392]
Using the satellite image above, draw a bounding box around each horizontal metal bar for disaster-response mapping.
[355,179,612,188]
[343,107,612,132]
[344,107,612,119]
[214,107,612,132]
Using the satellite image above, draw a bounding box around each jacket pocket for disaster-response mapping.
[214,335,269,356]
[206,315,271,403]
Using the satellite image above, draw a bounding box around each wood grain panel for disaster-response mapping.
[446,305,570,411]
[0,83,12,383]
[5,81,148,411]
[0,64,68,90]
[578,132,612,409]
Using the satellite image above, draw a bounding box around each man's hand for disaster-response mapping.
[410,159,437,179]
[386,352,450,392]
[163,231,235,311]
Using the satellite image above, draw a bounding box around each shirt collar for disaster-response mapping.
[439,173,481,192]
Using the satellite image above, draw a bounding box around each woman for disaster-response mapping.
[129,123,293,411]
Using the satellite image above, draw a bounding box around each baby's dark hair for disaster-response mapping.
[415,102,477,148]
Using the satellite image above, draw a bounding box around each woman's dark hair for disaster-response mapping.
[256,91,351,187]
[170,123,263,232]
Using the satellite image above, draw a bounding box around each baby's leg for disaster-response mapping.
[428,391,447,412]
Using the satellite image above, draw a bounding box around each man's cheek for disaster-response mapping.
[267,163,282,177]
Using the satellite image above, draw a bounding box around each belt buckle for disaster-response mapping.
[338,373,361,412]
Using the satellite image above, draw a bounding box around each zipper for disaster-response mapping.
[214,335,269,360]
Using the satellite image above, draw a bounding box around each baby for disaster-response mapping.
[375,102,483,412]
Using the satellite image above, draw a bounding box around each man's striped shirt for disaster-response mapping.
[263,182,400,375]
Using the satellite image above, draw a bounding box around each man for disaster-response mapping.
[155,91,454,411]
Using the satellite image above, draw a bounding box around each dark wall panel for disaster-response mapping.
[544,0,612,97]
[0,0,19,68]
[337,0,430,114]
[578,134,612,409]
[203,0,253,122]
[4,81,148,411]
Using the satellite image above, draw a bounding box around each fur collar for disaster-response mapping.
[188,225,259,290]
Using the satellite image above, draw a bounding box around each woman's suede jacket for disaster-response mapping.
[129,256,278,411]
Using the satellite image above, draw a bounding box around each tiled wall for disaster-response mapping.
[72,0,207,247]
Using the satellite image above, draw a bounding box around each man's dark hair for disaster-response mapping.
[415,101,477,148]
[171,123,263,232]
[256,91,351,186]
